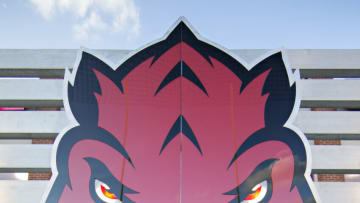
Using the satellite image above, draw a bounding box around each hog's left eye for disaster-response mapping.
[95,179,121,203]
[241,180,268,203]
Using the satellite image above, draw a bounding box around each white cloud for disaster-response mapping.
[29,0,141,41]
[56,0,93,18]
[30,0,56,20]
[74,11,106,41]
[110,0,140,36]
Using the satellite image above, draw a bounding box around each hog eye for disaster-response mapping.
[242,180,268,203]
[95,179,121,203]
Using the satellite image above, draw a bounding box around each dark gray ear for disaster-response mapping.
[240,52,296,127]
[258,52,296,127]
[67,52,121,126]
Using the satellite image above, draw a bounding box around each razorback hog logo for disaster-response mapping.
[43,19,320,203]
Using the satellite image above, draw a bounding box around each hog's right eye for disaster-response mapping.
[95,179,121,203]
[241,180,268,203]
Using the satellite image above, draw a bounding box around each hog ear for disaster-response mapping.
[67,52,123,126]
[241,52,296,127]
[257,52,296,127]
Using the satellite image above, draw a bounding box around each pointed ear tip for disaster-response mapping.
[80,51,103,61]
[81,51,93,58]
[260,51,284,61]
[78,49,88,56]
[261,51,286,64]
[178,16,187,22]
[274,51,283,56]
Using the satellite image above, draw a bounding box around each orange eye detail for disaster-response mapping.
[245,185,262,200]
[100,185,118,200]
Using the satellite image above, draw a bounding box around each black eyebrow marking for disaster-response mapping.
[154,61,208,96]
[160,114,202,155]
[224,159,278,203]
[84,157,138,203]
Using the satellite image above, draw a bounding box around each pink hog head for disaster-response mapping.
[43,19,319,203]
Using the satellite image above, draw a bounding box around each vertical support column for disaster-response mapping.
[312,107,344,182]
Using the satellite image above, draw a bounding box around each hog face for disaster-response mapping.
[43,20,318,203]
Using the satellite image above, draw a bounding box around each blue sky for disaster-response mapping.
[0,0,359,49]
